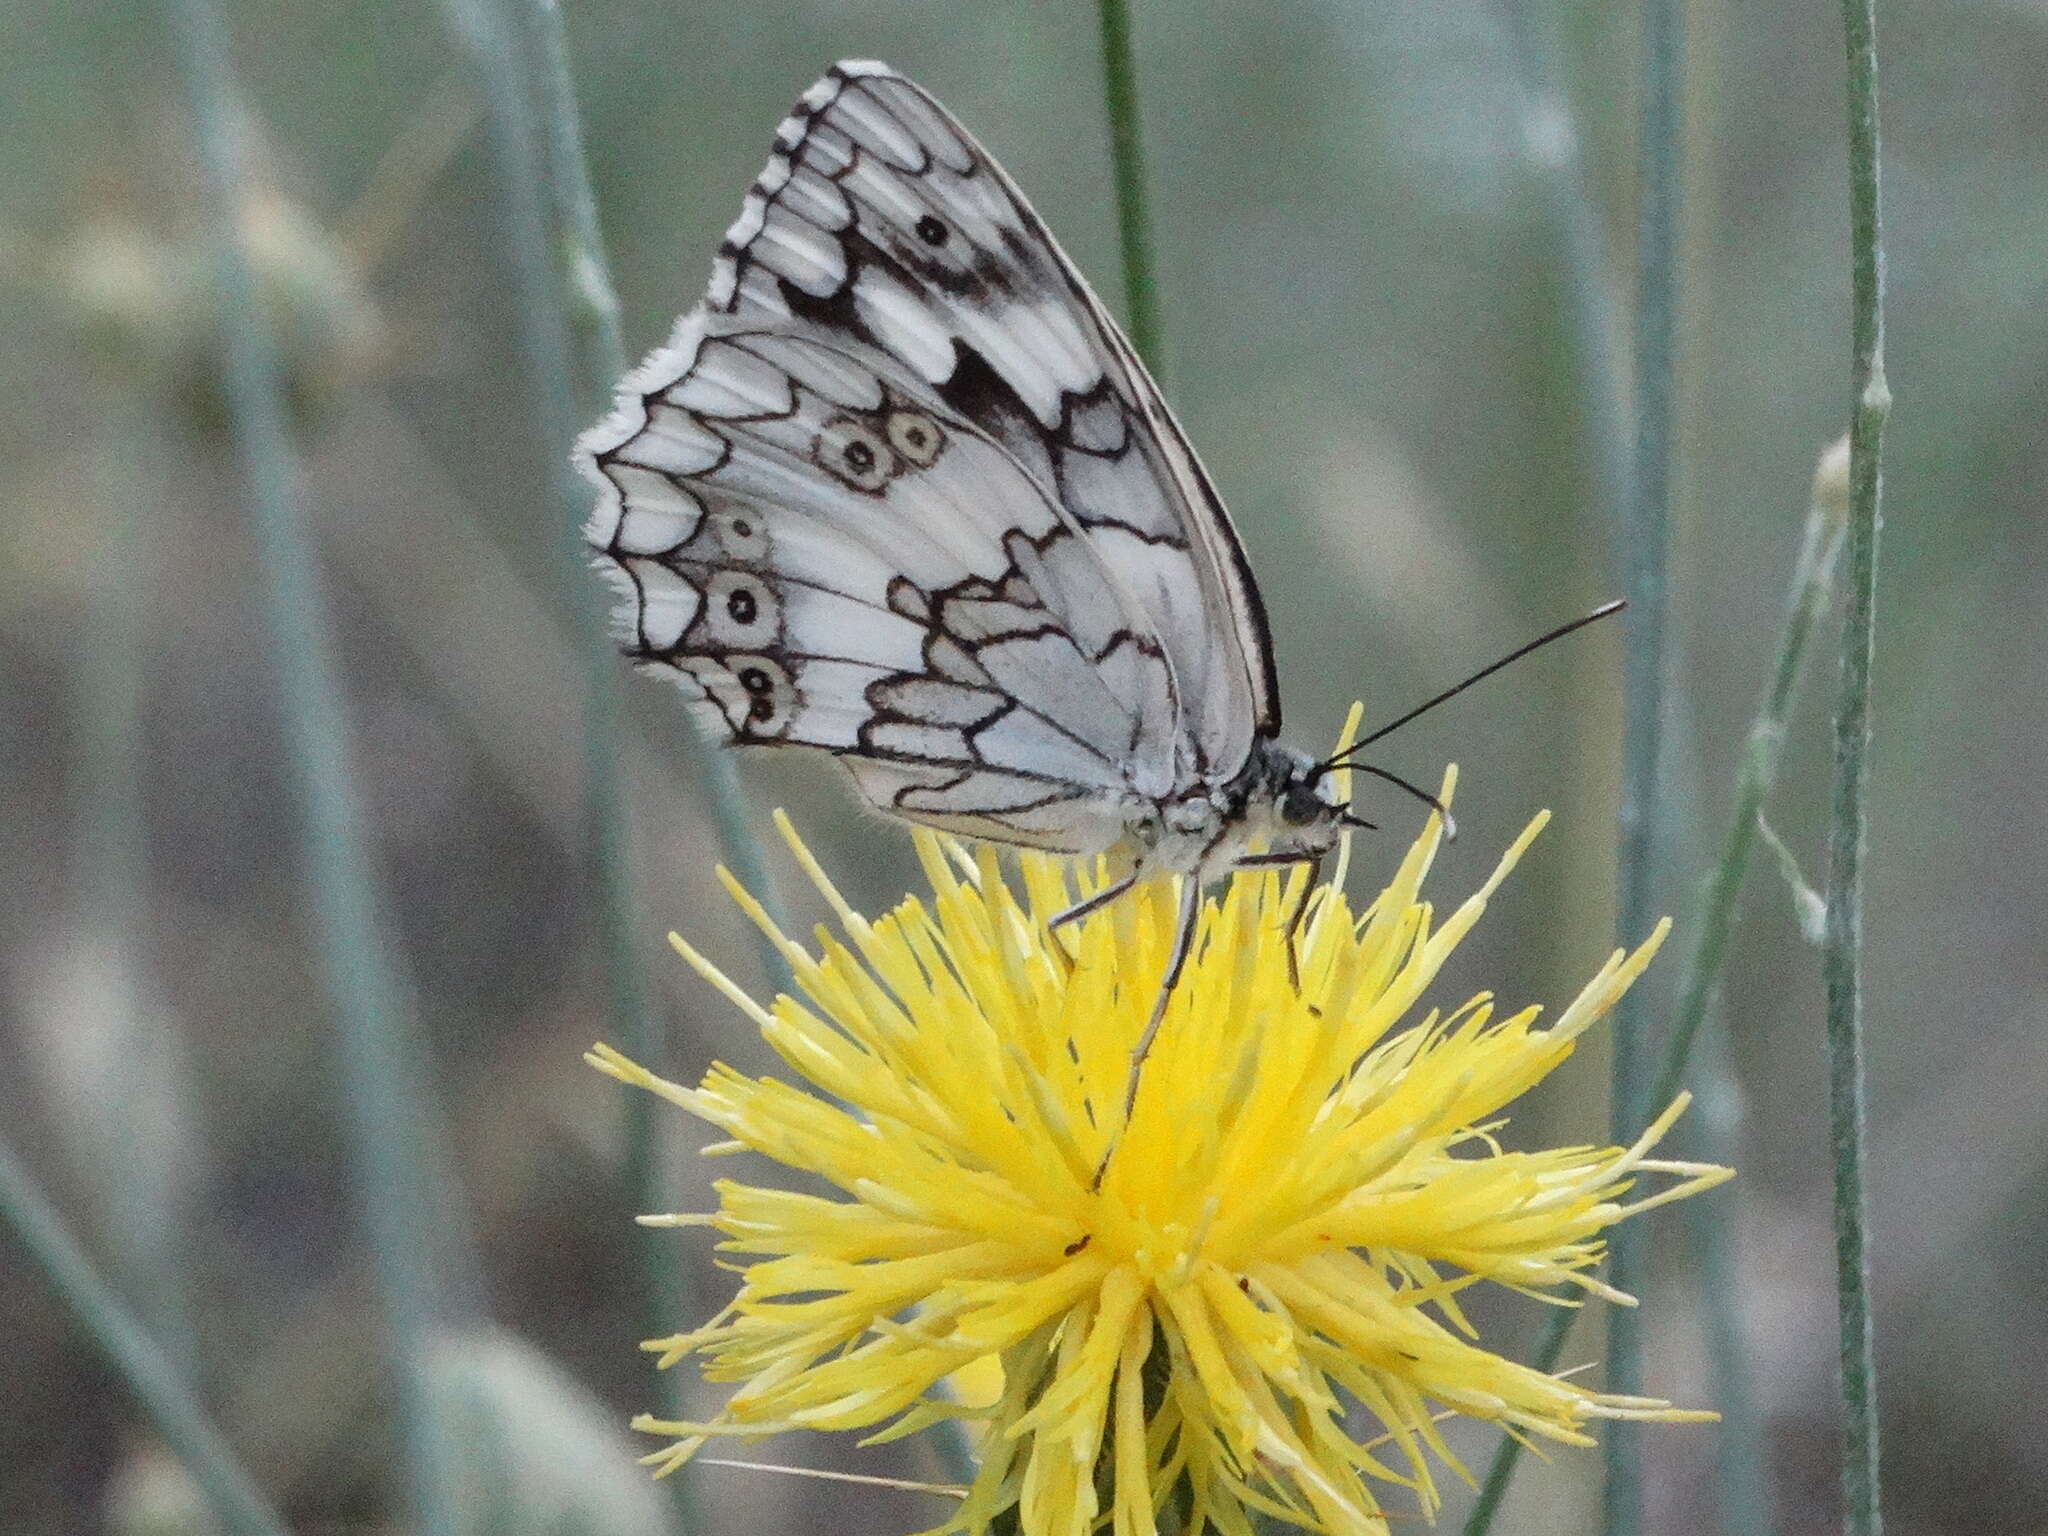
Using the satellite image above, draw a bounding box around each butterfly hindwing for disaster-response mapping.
[580,310,1182,848]
[705,60,1279,785]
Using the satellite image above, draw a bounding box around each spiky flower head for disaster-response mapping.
[589,767,1727,1535]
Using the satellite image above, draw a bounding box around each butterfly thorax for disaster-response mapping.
[1125,738,1345,883]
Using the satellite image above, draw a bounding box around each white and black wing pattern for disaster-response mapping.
[700,59,1280,785]
[577,313,1185,853]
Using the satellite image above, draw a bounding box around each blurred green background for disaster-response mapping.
[1,0,2037,1533]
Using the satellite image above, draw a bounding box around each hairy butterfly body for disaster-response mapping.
[577,61,1355,1141]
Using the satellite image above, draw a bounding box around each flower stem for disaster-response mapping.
[431,0,777,1522]
[1463,441,1849,1536]
[1461,11,1657,1526]
[74,396,199,1375]
[165,3,461,1531]
[1604,0,1684,1524]
[1465,448,1846,1536]
[1650,458,1846,1116]
[1500,0,1630,530]
[1678,1031,1776,1536]
[507,14,709,1502]
[1651,445,1849,1536]
[429,0,791,970]
[1826,0,1891,1528]
[0,1136,291,1536]
[520,0,626,407]
[1096,0,1165,375]
[1461,1306,1576,1534]
[443,0,791,979]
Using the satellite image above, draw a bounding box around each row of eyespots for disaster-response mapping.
[670,652,796,737]
[624,537,779,654]
[812,407,947,492]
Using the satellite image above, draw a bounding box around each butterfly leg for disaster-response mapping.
[1282,854,1325,995]
[1230,851,1324,993]
[1049,872,1139,932]
[1091,874,1202,1190]
[1046,871,1139,979]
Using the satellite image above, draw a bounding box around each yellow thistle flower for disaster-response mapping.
[588,765,1728,1536]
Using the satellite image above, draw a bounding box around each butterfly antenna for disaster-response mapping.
[1347,764,1456,840]
[1321,599,1625,767]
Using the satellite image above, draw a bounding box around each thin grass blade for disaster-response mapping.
[164,4,464,1530]
[0,1136,291,1536]
[1825,0,1892,1528]
[1096,0,1165,375]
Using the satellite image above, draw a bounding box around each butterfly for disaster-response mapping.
[575,61,1571,1137]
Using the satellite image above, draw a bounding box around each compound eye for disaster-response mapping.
[1280,781,1324,826]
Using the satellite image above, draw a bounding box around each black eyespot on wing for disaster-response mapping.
[915,214,948,246]
[727,588,758,625]
[886,409,945,467]
[738,664,777,722]
[812,416,895,492]
[714,509,769,561]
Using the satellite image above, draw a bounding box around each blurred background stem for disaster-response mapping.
[0,1135,291,1536]
[428,0,701,1526]
[514,0,790,974]
[1826,0,1891,1529]
[1462,443,1841,1536]
[512,14,705,1507]
[1500,0,1630,530]
[66,394,200,1378]
[165,2,463,1532]
[1463,2,1697,1529]
[1677,1030,1770,1536]
[1604,0,1685,1525]
[1096,0,1164,377]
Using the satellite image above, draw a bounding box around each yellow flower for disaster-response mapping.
[588,765,1728,1536]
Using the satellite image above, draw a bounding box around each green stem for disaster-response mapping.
[1650,471,1846,1116]
[431,0,795,983]
[429,0,692,1524]
[1500,0,1631,529]
[164,3,460,1532]
[1096,0,1165,374]
[1652,453,1847,1536]
[75,397,198,1376]
[521,0,625,405]
[1465,456,1845,1536]
[1603,0,1684,1527]
[523,19,703,1519]
[1827,0,1890,1530]
[1677,1031,1776,1536]
[1461,1305,1576,1534]
[0,1137,291,1536]
[514,0,787,970]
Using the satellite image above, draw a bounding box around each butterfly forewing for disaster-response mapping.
[577,60,1281,855]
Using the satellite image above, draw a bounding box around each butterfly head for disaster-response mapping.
[1278,756,1345,832]
[1234,740,1359,861]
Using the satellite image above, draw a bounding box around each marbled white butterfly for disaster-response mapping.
[575,61,1609,1125]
